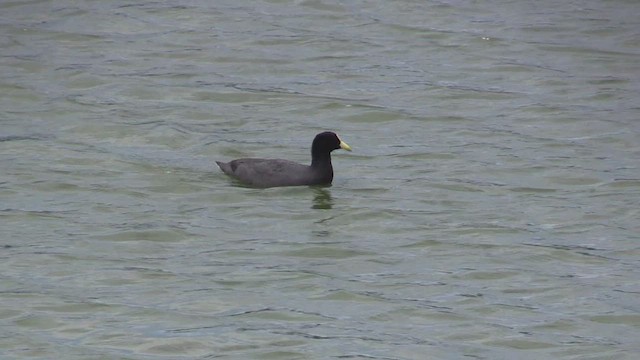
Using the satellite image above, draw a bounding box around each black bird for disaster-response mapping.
[216,131,352,188]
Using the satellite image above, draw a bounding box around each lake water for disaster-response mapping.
[1,1,639,359]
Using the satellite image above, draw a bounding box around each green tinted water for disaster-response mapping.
[1,1,639,359]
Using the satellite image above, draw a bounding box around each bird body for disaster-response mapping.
[216,132,351,188]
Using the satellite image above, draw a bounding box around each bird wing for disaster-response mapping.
[221,158,311,187]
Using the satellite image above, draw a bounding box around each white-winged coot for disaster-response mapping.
[216,131,351,188]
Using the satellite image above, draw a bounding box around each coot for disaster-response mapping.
[216,131,351,188]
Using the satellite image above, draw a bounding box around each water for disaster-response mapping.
[2,1,639,359]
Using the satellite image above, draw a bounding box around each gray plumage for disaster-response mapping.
[216,132,351,188]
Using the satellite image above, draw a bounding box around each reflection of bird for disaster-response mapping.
[216,132,351,188]
[312,187,334,210]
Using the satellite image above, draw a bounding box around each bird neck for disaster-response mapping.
[311,152,332,169]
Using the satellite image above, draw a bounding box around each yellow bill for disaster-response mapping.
[339,140,352,151]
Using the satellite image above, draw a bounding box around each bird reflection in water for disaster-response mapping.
[312,187,333,210]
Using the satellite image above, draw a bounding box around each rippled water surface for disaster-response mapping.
[2,1,639,359]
